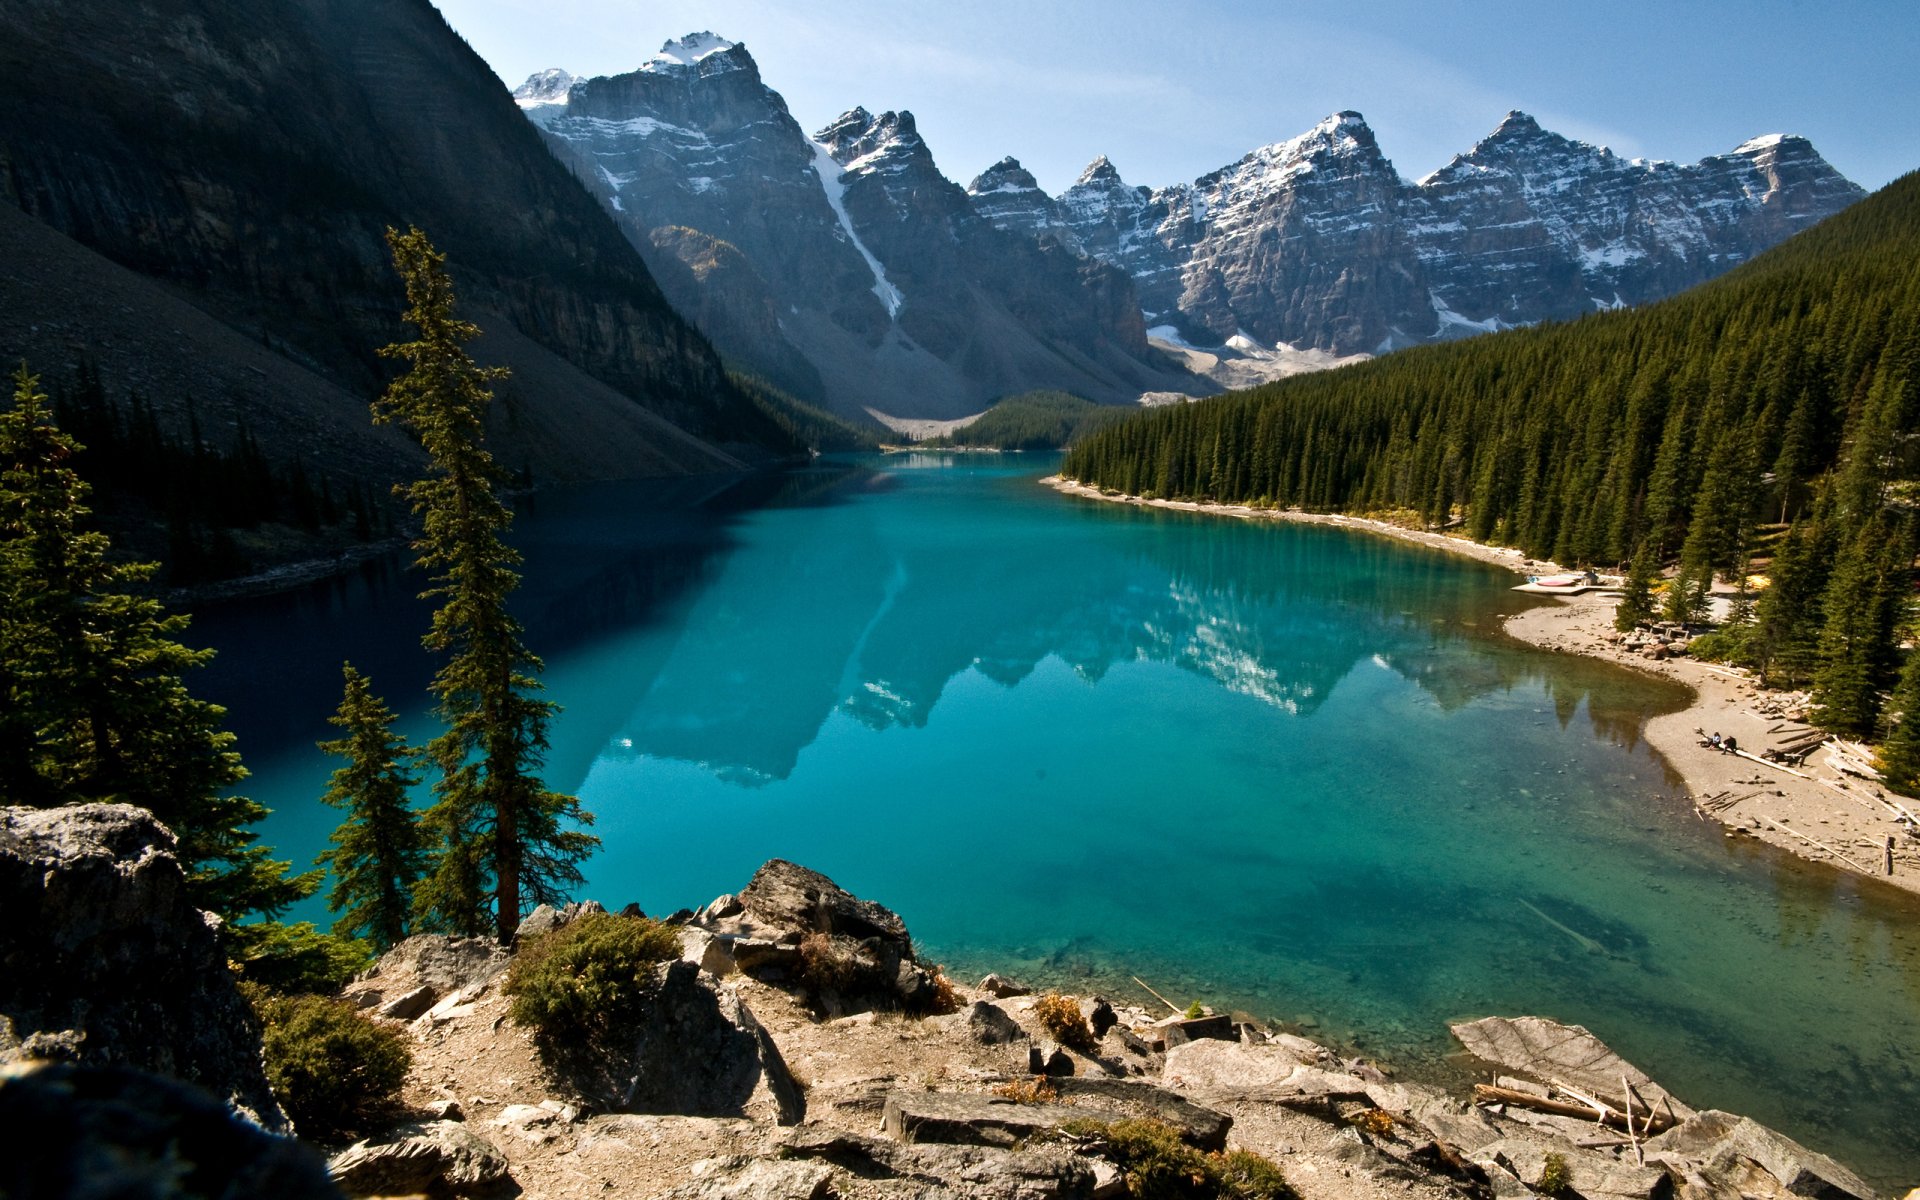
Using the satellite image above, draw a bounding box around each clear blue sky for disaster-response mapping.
[436,0,1916,194]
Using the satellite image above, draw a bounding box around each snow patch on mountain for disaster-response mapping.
[648,32,737,69]
[513,68,575,109]
[809,139,903,317]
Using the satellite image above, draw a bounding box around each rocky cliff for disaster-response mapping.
[0,0,797,514]
[970,111,1865,356]
[516,35,1202,420]
[0,805,285,1131]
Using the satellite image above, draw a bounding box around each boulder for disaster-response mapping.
[654,1156,833,1200]
[883,1090,1121,1147]
[1154,1012,1234,1048]
[374,985,437,1022]
[1449,1016,1694,1118]
[1645,1112,1877,1200]
[328,1119,511,1197]
[978,973,1031,998]
[786,1125,1097,1199]
[1470,1136,1671,1200]
[1079,997,1118,1039]
[1047,1077,1232,1151]
[0,1062,337,1200]
[0,805,286,1130]
[369,933,512,995]
[680,928,739,977]
[553,959,803,1125]
[1028,1042,1075,1076]
[703,893,745,920]
[952,1000,1027,1045]
[723,859,937,1012]
[1162,1037,1312,1095]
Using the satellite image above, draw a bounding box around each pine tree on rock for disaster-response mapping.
[0,362,313,920]
[317,664,427,949]
[373,229,597,943]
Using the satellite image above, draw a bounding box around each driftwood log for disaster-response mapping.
[1472,1084,1678,1135]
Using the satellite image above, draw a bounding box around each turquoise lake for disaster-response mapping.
[193,454,1920,1188]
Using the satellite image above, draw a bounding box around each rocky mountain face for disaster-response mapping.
[0,0,797,519]
[517,35,1198,419]
[970,111,1865,356]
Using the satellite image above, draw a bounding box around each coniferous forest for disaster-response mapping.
[1064,172,1920,743]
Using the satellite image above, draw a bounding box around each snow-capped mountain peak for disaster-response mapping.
[648,31,738,69]
[1076,155,1124,186]
[512,68,575,108]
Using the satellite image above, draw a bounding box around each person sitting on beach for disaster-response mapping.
[1723,735,1738,755]
[1708,732,1723,750]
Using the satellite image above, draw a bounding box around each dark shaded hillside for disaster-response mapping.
[1064,170,1920,569]
[0,0,797,499]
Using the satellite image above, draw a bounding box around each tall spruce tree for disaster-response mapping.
[1879,650,1920,797]
[0,362,312,920]
[1614,543,1658,632]
[317,664,427,949]
[373,228,597,943]
[1810,518,1913,735]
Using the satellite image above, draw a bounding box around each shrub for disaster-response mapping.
[1218,1149,1298,1200]
[1352,1108,1397,1137]
[1059,1118,1295,1200]
[1033,991,1097,1052]
[992,1076,1058,1104]
[922,965,961,1016]
[1184,999,1206,1020]
[504,912,681,1041]
[797,931,862,995]
[1538,1151,1571,1196]
[247,985,411,1141]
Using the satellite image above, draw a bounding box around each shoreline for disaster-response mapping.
[1043,475,1920,896]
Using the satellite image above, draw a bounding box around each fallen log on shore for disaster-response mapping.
[1472,1084,1678,1135]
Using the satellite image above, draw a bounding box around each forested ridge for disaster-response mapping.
[1064,171,1920,749]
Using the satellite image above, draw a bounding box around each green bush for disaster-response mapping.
[247,985,411,1141]
[1184,999,1206,1020]
[1060,1118,1296,1200]
[1538,1151,1572,1196]
[229,920,373,995]
[504,912,681,1041]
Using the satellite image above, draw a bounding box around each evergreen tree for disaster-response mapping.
[373,229,597,943]
[1878,650,1920,796]
[317,664,427,949]
[1810,519,1912,735]
[1614,544,1658,632]
[0,362,313,919]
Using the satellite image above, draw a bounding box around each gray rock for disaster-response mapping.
[328,1119,511,1197]
[723,860,936,1012]
[1079,997,1117,1039]
[978,973,1031,999]
[783,1126,1096,1199]
[653,1156,833,1200]
[1099,1025,1156,1073]
[680,928,739,977]
[883,1090,1120,1148]
[0,1062,337,1200]
[1162,1038,1314,1097]
[515,902,566,940]
[1156,1013,1234,1048]
[552,959,803,1125]
[1645,1112,1877,1200]
[1471,1136,1670,1200]
[1048,1077,1232,1151]
[374,985,437,1022]
[422,1098,464,1121]
[0,805,287,1131]
[371,933,512,995]
[1450,1016,1695,1118]
[953,1000,1028,1045]
[704,894,745,920]
[1028,1042,1075,1077]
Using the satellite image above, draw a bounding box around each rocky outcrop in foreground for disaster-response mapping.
[321,861,1890,1200]
[0,805,284,1131]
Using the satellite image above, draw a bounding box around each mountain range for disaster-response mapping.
[515,35,1197,421]
[970,111,1865,357]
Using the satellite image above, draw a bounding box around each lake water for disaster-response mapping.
[194,454,1920,1188]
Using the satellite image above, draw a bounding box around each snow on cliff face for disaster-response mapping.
[512,68,574,108]
[510,35,1190,419]
[972,109,1864,355]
